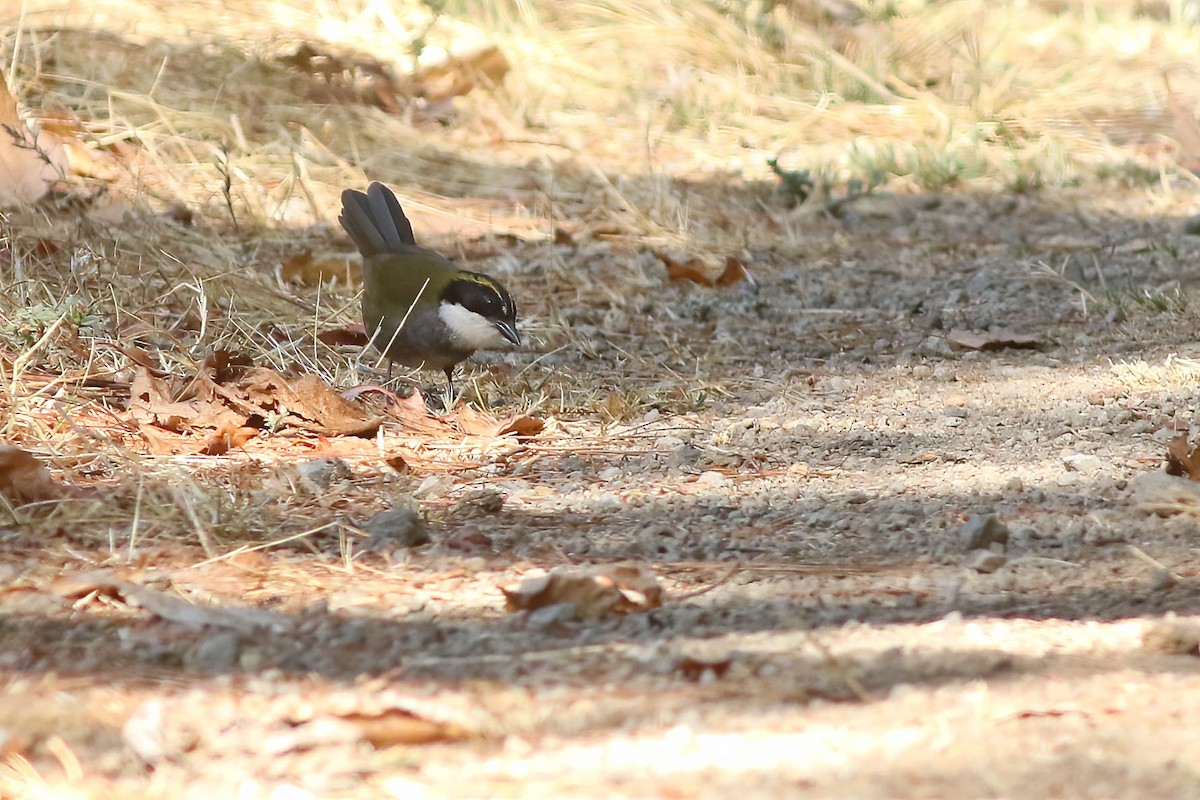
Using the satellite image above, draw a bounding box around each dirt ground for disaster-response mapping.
[5,184,1200,799]
[7,2,1200,798]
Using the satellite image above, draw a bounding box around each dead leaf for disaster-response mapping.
[384,454,410,474]
[334,709,471,747]
[200,418,259,456]
[1166,433,1200,480]
[50,569,287,633]
[408,45,511,102]
[0,71,67,207]
[454,404,544,439]
[657,251,714,286]
[318,325,370,347]
[129,368,198,429]
[946,329,1042,351]
[715,256,756,288]
[501,563,663,618]
[280,251,359,286]
[201,349,255,384]
[0,445,63,502]
[252,371,381,436]
[677,654,733,682]
[657,251,755,289]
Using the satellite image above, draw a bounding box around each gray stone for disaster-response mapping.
[1062,453,1104,474]
[966,550,1007,574]
[364,507,430,549]
[185,630,242,671]
[296,458,352,490]
[959,514,1010,551]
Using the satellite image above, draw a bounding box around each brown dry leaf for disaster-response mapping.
[248,370,381,436]
[657,251,714,286]
[454,404,544,439]
[280,251,359,286]
[946,329,1042,351]
[0,71,67,207]
[384,454,410,474]
[317,325,370,347]
[50,569,285,632]
[390,391,454,435]
[333,710,471,747]
[1166,433,1200,480]
[129,368,198,429]
[0,445,64,502]
[677,654,733,682]
[501,563,663,618]
[715,256,756,288]
[201,349,255,384]
[409,45,511,102]
[200,418,259,456]
[137,423,192,456]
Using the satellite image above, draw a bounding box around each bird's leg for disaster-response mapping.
[443,366,456,407]
[386,359,394,383]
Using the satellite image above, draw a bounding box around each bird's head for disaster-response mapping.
[438,272,520,350]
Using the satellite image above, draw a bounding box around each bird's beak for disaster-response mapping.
[494,319,521,346]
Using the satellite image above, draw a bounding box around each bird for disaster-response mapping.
[338,182,520,395]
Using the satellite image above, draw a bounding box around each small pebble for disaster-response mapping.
[966,550,1007,573]
[296,458,352,490]
[1062,453,1104,474]
[959,514,1010,550]
[364,507,430,549]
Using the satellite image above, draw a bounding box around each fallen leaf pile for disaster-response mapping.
[129,350,385,455]
[127,350,544,461]
[502,563,663,619]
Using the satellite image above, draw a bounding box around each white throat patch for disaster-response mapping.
[439,302,506,349]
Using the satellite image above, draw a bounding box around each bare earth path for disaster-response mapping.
[5,185,1200,798]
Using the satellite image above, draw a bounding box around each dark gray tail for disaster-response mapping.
[338,182,417,257]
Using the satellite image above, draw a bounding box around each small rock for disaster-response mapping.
[445,526,493,551]
[1142,615,1199,653]
[942,405,969,418]
[296,458,352,490]
[364,507,430,549]
[911,364,934,380]
[1151,568,1178,592]
[1003,477,1024,494]
[965,271,992,295]
[959,514,1010,551]
[966,549,1007,573]
[185,630,242,671]
[1062,453,1104,474]
[846,491,870,505]
[525,602,580,633]
[598,466,623,481]
[921,336,954,357]
[454,488,505,516]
